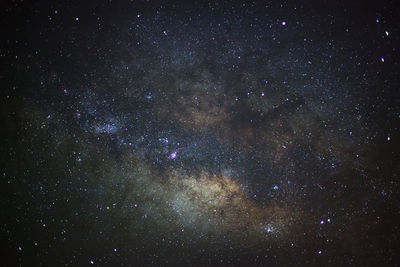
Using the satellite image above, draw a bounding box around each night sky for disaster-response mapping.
[1,0,400,266]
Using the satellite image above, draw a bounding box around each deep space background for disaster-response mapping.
[1,0,400,266]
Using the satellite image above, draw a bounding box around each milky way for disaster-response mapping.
[1,0,400,266]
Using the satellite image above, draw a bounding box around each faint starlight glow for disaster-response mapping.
[94,122,118,134]
[131,167,296,240]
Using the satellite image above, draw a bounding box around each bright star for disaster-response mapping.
[169,151,177,159]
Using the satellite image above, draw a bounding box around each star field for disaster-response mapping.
[1,0,400,266]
